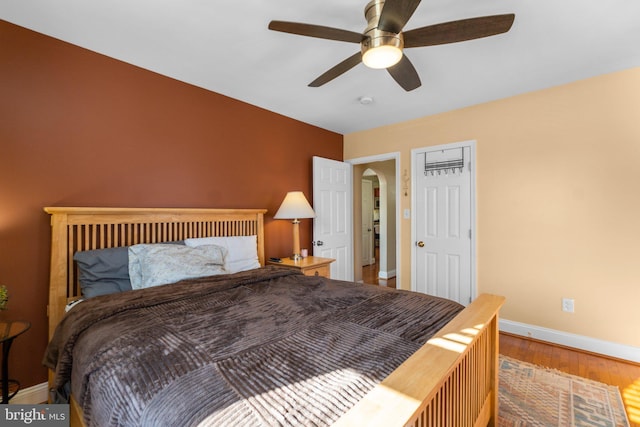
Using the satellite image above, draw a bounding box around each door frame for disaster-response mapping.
[347,152,401,286]
[411,141,477,301]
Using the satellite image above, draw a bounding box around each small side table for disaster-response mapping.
[0,320,30,404]
[268,256,335,278]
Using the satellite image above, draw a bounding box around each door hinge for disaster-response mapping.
[468,229,472,239]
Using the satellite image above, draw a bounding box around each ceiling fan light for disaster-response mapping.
[362,45,403,69]
[361,29,404,69]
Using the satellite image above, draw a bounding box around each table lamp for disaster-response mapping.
[274,191,315,260]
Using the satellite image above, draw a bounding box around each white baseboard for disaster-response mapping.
[10,382,49,404]
[378,269,396,280]
[500,319,640,364]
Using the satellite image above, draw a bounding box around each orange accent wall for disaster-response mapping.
[0,20,342,389]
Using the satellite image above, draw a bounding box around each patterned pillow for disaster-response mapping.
[128,244,227,289]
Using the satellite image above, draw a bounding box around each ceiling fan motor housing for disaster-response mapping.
[361,0,404,69]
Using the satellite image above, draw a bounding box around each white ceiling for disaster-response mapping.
[2,0,640,134]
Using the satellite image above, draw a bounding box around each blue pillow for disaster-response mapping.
[74,247,132,298]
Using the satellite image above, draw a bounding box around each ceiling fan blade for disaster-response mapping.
[403,14,515,48]
[309,52,362,87]
[268,21,364,43]
[377,0,422,34]
[387,54,421,91]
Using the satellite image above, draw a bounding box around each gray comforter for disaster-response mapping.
[44,267,463,426]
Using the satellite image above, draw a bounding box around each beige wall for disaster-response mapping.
[344,67,640,348]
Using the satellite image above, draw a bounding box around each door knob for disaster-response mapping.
[314,241,324,246]
[416,241,425,247]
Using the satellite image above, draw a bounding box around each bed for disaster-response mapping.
[43,207,504,427]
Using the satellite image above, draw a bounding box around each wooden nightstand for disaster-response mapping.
[0,320,30,403]
[267,256,335,278]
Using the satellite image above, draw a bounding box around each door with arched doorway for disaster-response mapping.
[353,159,397,287]
[361,173,376,267]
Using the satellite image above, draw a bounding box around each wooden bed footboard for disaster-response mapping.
[335,293,505,427]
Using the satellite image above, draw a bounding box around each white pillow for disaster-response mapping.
[184,235,260,273]
[128,244,227,289]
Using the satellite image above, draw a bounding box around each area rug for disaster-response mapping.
[499,356,629,426]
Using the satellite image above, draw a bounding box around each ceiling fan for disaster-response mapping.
[269,0,515,91]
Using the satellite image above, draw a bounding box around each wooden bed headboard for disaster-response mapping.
[44,207,267,339]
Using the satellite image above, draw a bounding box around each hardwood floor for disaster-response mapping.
[362,247,396,288]
[500,332,640,426]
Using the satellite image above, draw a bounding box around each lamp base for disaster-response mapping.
[290,219,302,262]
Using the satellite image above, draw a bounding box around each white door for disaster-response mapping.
[361,179,374,266]
[413,144,473,305]
[312,156,354,280]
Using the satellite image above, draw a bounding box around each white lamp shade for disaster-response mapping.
[274,191,315,219]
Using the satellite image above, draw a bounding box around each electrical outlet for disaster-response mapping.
[562,298,575,313]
